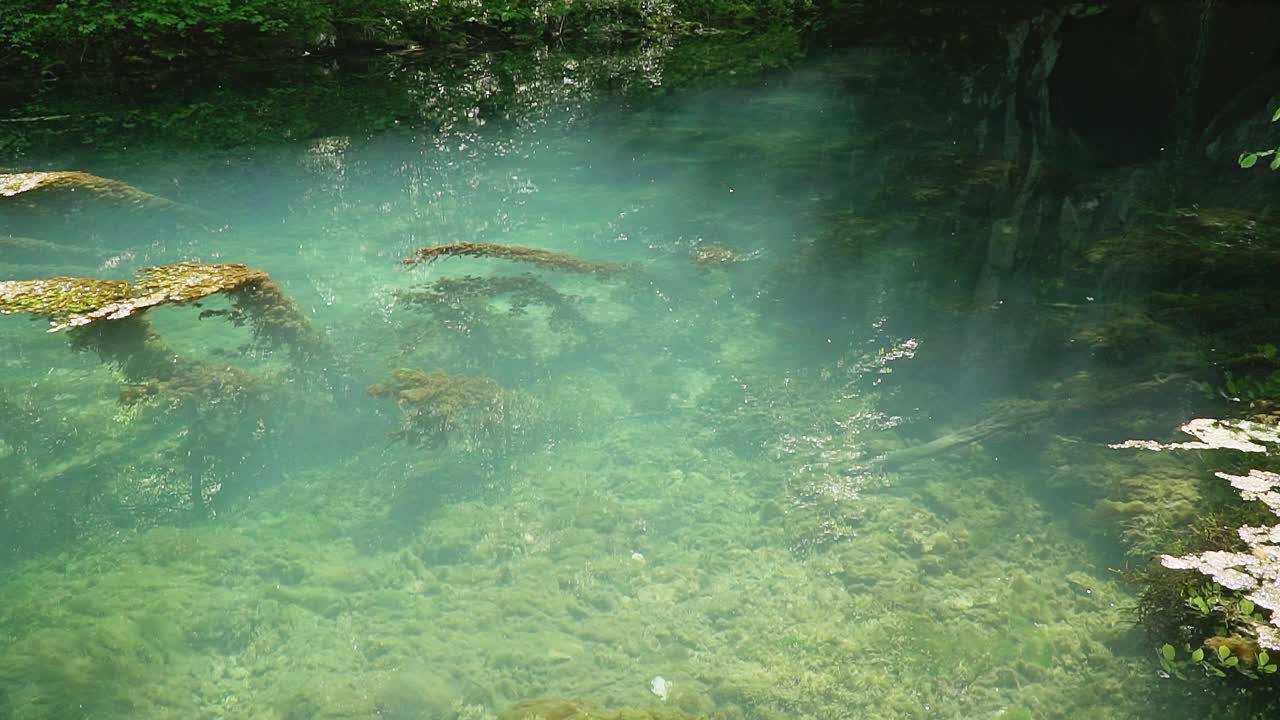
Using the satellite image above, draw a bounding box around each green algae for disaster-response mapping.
[0,276,134,319]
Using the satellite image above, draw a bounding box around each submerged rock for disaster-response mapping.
[688,242,756,267]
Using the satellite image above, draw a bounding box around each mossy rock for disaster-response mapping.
[1087,207,1280,280]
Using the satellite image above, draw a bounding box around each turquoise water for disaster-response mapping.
[0,42,1256,719]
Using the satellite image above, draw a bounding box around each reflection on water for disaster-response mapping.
[0,28,1276,720]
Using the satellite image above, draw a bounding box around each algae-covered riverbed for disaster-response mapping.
[2,20,1279,720]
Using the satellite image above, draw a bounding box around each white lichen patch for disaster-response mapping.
[1146,439,1280,649]
[1108,417,1280,453]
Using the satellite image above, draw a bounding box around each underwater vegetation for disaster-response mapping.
[368,368,541,455]
[405,241,631,280]
[0,262,270,332]
[0,170,182,213]
[396,273,592,336]
[0,262,332,380]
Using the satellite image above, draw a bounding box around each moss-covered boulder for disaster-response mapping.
[1087,207,1280,282]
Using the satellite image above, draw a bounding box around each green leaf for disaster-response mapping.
[1240,152,1260,168]
[1264,664,1278,673]
[1208,665,1227,677]
[1271,106,1280,123]
[1259,650,1270,667]
[1191,648,1205,662]
[1162,644,1177,661]
[1240,600,1255,616]
[1271,153,1280,171]
[1224,656,1239,667]
[1218,645,1232,661]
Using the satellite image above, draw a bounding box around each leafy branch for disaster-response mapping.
[1237,106,1280,171]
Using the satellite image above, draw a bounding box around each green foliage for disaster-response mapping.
[0,0,333,65]
[1236,106,1280,171]
[674,0,814,27]
[0,0,818,68]
[1159,640,1278,682]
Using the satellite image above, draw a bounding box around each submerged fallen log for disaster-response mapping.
[0,234,99,264]
[877,402,1048,470]
[403,241,629,279]
[875,373,1191,470]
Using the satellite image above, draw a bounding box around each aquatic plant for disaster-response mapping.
[0,263,335,387]
[403,241,629,279]
[68,314,180,383]
[396,273,591,333]
[0,262,270,332]
[368,367,540,454]
[0,170,182,212]
[224,276,338,372]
